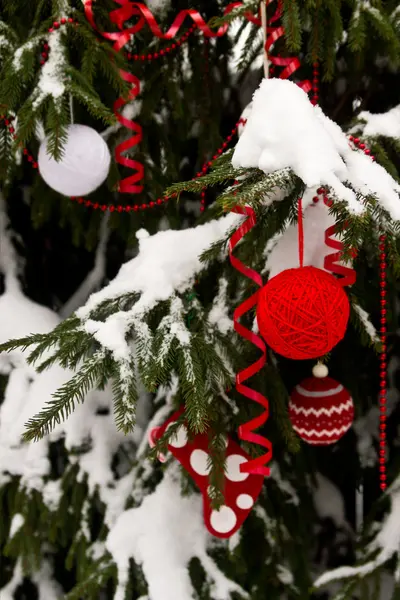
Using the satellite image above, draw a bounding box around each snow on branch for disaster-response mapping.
[106,465,248,600]
[353,105,400,139]
[233,79,400,220]
[77,214,241,361]
[313,482,400,589]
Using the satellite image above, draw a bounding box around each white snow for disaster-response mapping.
[314,486,400,588]
[77,214,242,361]
[208,278,233,335]
[32,29,66,110]
[9,513,24,538]
[266,196,342,277]
[233,79,400,220]
[106,466,248,600]
[357,105,400,139]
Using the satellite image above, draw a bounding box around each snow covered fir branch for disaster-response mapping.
[1,1,400,599]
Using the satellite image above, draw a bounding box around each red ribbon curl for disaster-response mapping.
[323,224,357,287]
[84,1,260,195]
[228,206,272,476]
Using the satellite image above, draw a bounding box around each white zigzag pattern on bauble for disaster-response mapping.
[289,398,353,417]
[293,424,351,437]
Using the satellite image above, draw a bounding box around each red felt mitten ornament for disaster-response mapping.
[149,408,264,539]
[289,363,354,445]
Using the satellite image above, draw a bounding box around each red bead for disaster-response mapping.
[379,234,386,241]
[364,148,371,155]
[133,205,139,212]
[380,423,386,431]
[141,203,147,209]
[41,52,47,58]
[380,450,386,456]
[380,439,386,446]
[33,162,38,169]
[380,290,387,297]
[40,60,45,66]
[154,52,159,58]
[134,54,139,60]
[149,201,155,207]
[61,17,66,24]
[53,22,60,29]
[172,44,176,49]
[371,156,375,160]
[85,200,91,207]
[157,199,163,205]
[141,55,145,60]
[48,28,54,33]
[166,47,171,53]
[147,54,152,60]
[359,143,365,149]
[101,205,106,211]
[68,17,74,23]
[312,196,319,203]
[349,135,354,141]
[125,206,131,212]
[354,138,360,144]
[109,206,115,212]
[93,203,99,209]
[213,155,218,160]
[117,206,123,212]
[78,198,83,204]
[160,49,165,55]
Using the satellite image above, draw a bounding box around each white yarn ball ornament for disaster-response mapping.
[38,124,111,197]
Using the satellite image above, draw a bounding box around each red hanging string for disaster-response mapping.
[228,205,272,476]
[298,197,304,268]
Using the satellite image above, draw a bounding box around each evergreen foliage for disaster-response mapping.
[0,1,400,599]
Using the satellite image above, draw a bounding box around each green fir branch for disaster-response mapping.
[23,350,111,442]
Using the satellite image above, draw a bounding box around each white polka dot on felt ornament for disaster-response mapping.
[236,494,254,510]
[210,506,237,534]
[190,449,211,476]
[166,423,188,448]
[226,454,249,482]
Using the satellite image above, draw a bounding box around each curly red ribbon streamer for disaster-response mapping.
[323,224,357,287]
[228,206,272,476]
[84,1,260,195]
[265,0,311,93]
[84,0,145,194]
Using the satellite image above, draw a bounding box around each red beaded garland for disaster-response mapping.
[0,113,244,213]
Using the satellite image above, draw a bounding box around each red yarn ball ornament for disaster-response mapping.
[256,266,350,360]
[289,374,354,445]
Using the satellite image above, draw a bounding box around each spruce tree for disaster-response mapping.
[0,1,400,599]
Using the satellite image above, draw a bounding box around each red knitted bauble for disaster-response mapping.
[289,375,354,445]
[256,266,350,360]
